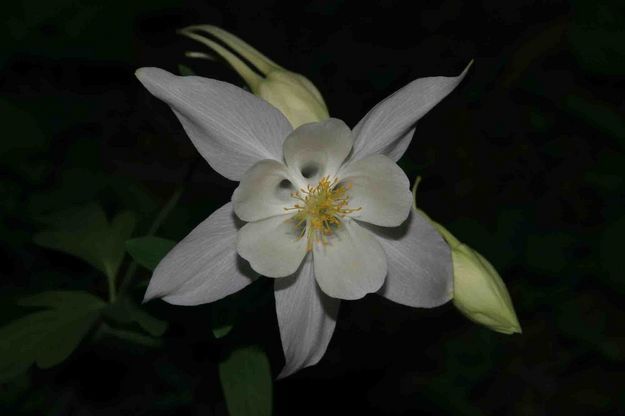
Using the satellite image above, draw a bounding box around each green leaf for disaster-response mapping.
[103,297,168,337]
[33,204,136,279]
[125,236,176,272]
[219,346,272,416]
[0,291,105,381]
[97,323,162,348]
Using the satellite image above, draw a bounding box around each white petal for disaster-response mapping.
[237,214,307,278]
[351,62,472,162]
[369,209,453,308]
[275,257,339,379]
[313,219,387,300]
[338,154,412,227]
[283,118,352,184]
[144,203,257,306]
[232,159,297,222]
[136,67,293,181]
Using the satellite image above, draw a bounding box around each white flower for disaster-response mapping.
[136,63,469,377]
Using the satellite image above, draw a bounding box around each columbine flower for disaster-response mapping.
[137,62,469,377]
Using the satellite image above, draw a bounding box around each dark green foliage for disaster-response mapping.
[34,204,136,280]
[125,236,176,272]
[104,297,168,337]
[219,346,273,416]
[0,291,105,381]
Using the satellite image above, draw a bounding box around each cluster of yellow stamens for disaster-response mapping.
[284,176,361,250]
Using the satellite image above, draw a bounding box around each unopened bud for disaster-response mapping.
[179,25,329,128]
[448,240,522,334]
[413,178,521,334]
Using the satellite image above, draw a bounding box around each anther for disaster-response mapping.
[284,175,361,251]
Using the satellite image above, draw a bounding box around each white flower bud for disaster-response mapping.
[413,179,521,334]
[448,239,522,334]
[256,70,328,128]
[179,25,328,128]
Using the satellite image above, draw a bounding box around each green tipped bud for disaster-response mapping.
[448,240,522,334]
[412,178,521,335]
[179,25,329,128]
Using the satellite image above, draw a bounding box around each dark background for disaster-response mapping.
[1,0,624,414]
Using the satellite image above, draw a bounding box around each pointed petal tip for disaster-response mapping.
[135,67,168,90]
[135,67,181,93]
[135,66,156,81]
[141,270,172,304]
[351,59,475,162]
[141,283,160,304]
[456,60,474,81]
[276,368,292,380]
[141,292,156,305]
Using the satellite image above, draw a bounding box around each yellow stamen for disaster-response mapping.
[284,176,361,250]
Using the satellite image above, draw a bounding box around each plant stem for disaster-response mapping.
[117,187,182,295]
[117,158,200,296]
[107,272,117,303]
[148,187,183,236]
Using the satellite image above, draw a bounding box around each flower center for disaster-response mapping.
[284,176,361,250]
